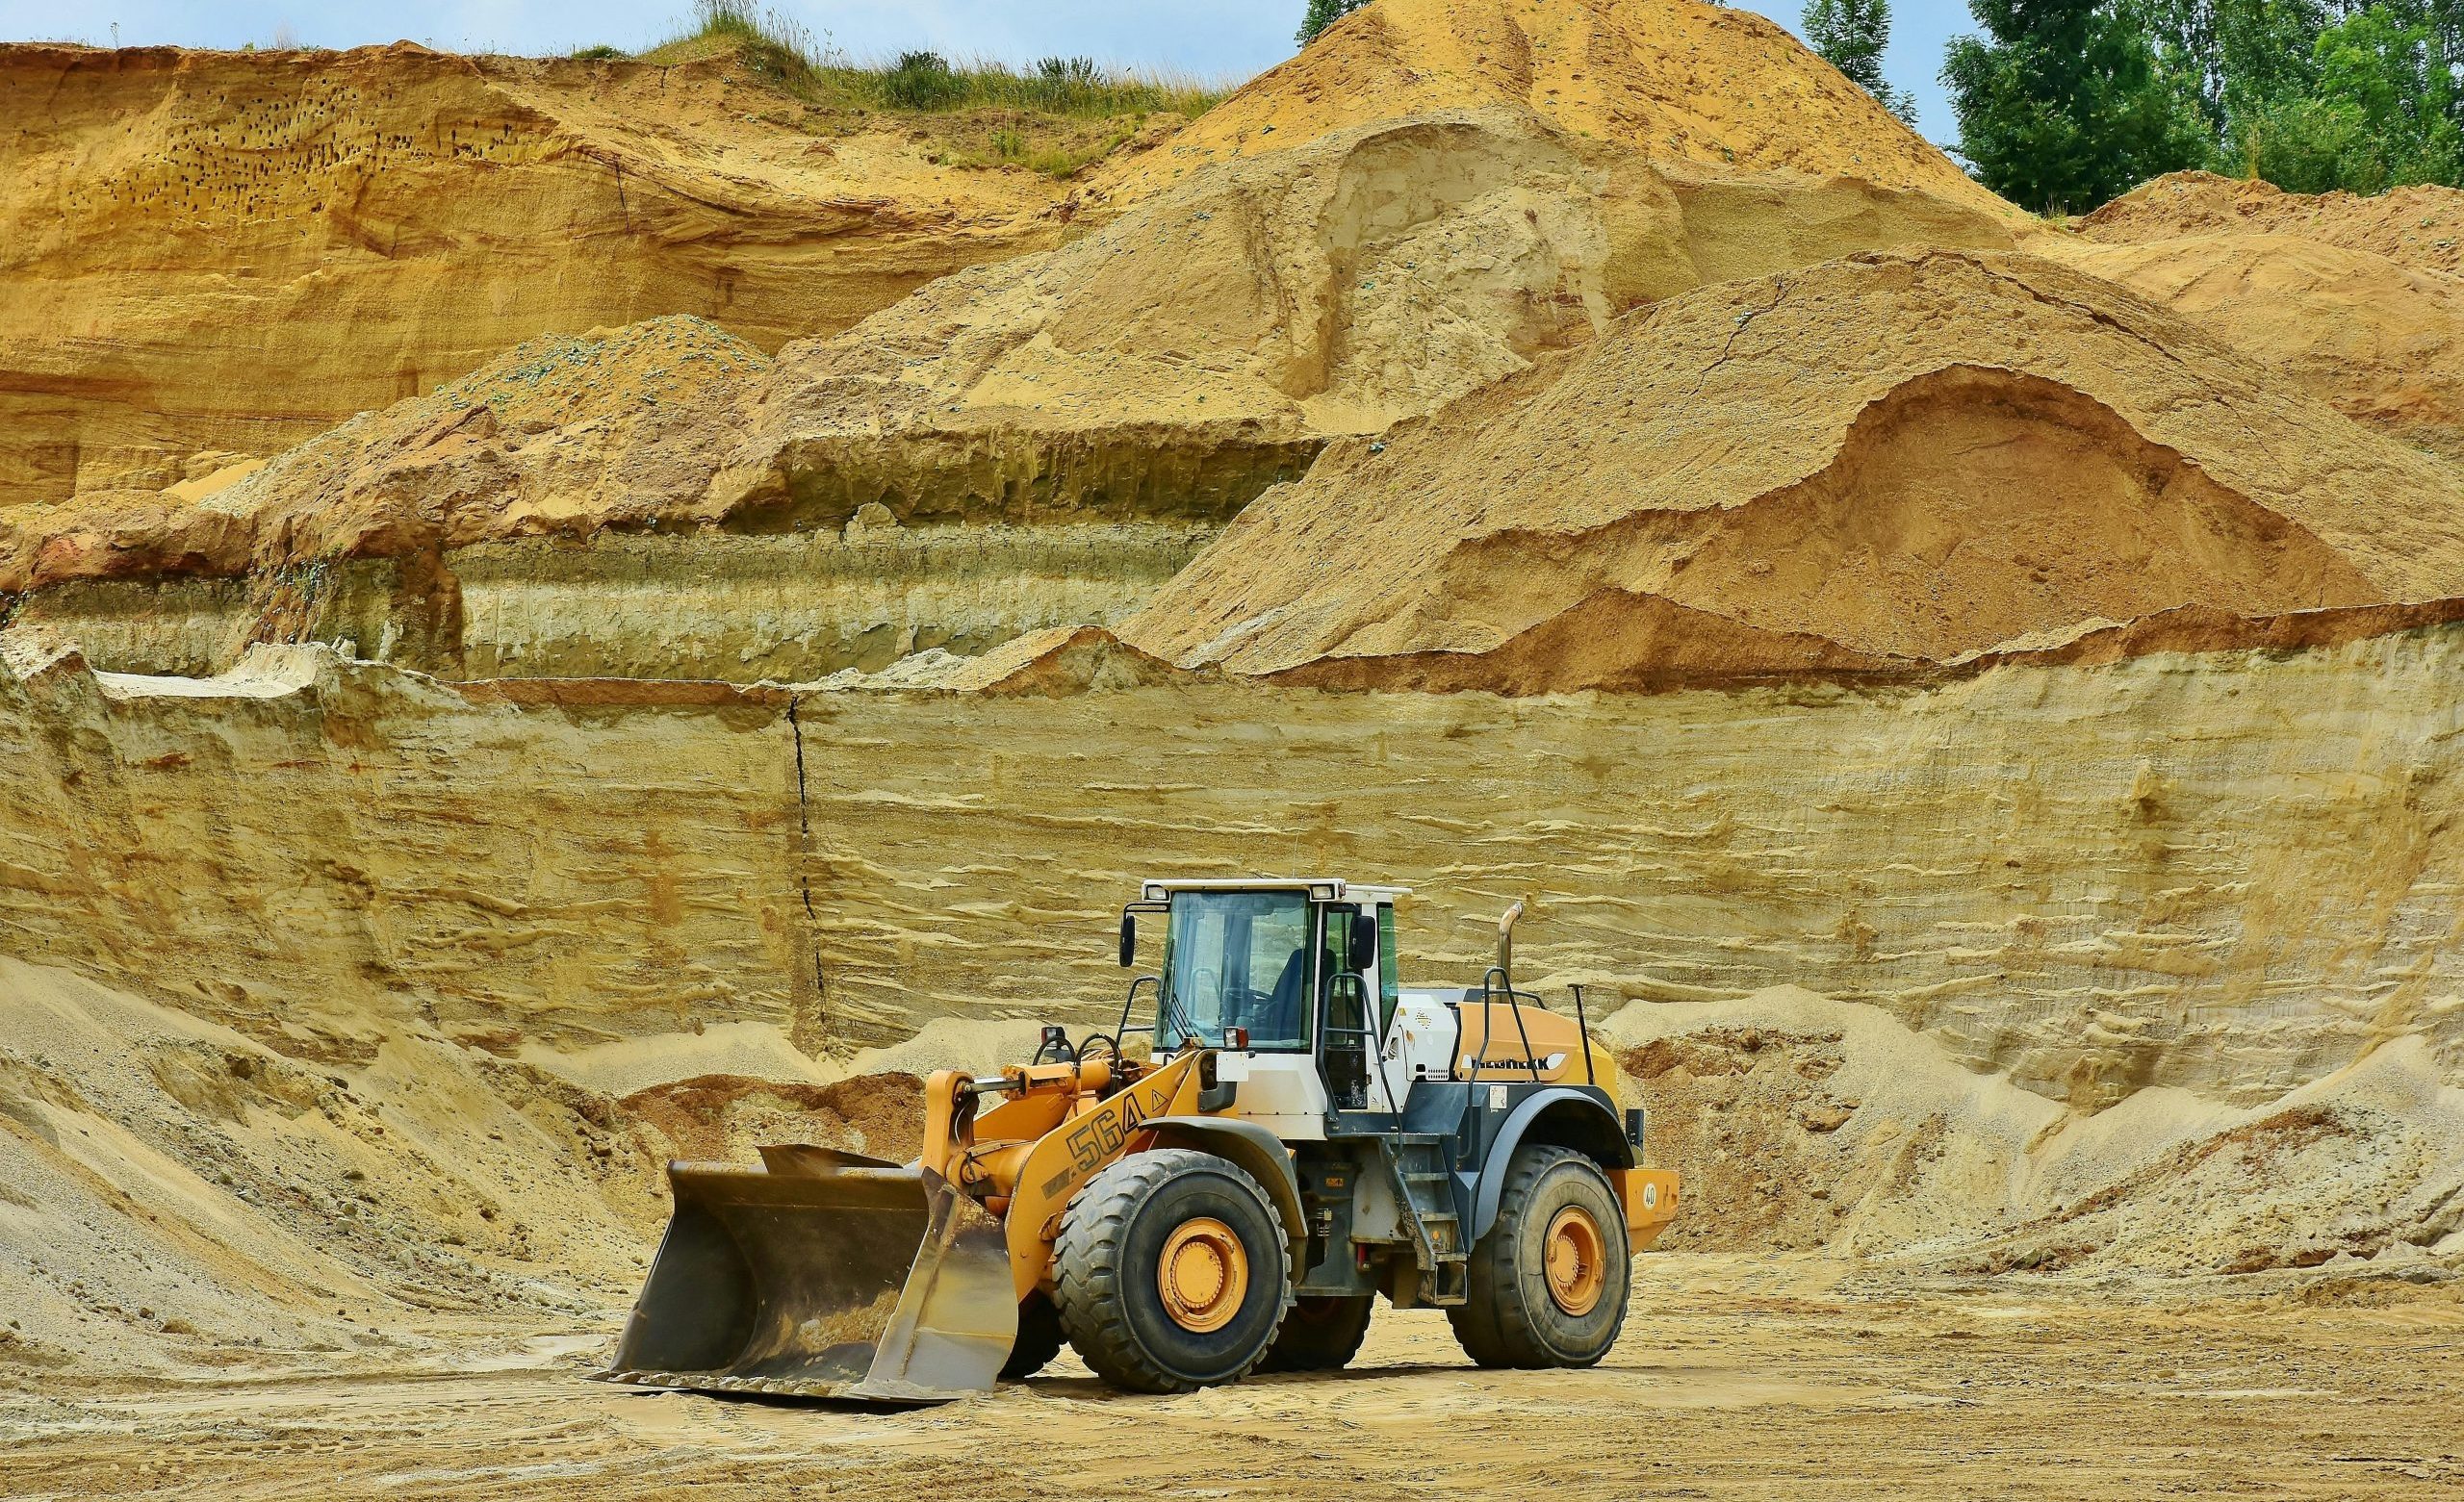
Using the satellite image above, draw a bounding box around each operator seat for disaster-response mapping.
[1260,946,1311,1047]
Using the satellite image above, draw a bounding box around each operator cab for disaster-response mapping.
[1118,878,1407,1138]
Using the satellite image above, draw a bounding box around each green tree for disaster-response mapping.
[2212,0,2335,123]
[2114,0,2464,192]
[2233,4,2462,188]
[1298,0,1371,45]
[2137,0,2326,128]
[1941,0,2215,210]
[1805,0,1922,122]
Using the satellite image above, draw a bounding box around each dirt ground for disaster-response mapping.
[4,1254,2457,1500]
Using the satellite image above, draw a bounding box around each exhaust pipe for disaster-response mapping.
[1497,900,1524,988]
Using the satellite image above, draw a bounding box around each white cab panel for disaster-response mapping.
[1387,990,1464,1092]
[1234,1052,1329,1140]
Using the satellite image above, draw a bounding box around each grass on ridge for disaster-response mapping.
[626,2,1233,133]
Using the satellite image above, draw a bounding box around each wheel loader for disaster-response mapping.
[602,879,1681,1399]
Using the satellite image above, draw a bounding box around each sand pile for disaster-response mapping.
[0,956,654,1380]
[7,100,2015,619]
[711,110,1610,522]
[1095,0,2011,221]
[621,1073,922,1166]
[1121,248,2464,690]
[1613,987,2464,1280]
[2063,236,2464,462]
[2080,169,2464,277]
[0,952,941,1383]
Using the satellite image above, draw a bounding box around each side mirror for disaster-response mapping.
[1349,910,1377,975]
[1118,912,1136,968]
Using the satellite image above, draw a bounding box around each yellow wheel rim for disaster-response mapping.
[1544,1205,1607,1317]
[1157,1216,1248,1334]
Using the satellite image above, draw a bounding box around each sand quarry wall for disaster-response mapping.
[5,627,2462,1110]
[0,43,1074,500]
[0,649,815,1069]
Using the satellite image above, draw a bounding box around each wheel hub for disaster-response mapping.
[1543,1205,1606,1316]
[1157,1215,1248,1334]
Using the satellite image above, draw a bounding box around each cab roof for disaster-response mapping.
[1140,878,1412,903]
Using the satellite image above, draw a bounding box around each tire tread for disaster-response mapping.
[1053,1147,1290,1393]
[1445,1145,1629,1370]
[1257,1293,1373,1373]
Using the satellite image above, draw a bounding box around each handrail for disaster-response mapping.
[1572,983,1595,1087]
[1324,970,1381,1115]
[1464,966,1546,1084]
[1114,974,1161,1041]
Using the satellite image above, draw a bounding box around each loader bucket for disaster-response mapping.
[600,1146,1015,1404]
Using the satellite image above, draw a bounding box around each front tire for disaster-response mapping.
[1447,1146,1630,1369]
[1052,1148,1293,1393]
[1257,1293,1373,1373]
[1000,1291,1065,1380]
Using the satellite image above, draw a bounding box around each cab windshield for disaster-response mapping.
[1157,890,1314,1052]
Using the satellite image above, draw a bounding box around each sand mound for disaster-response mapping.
[2081,169,2464,278]
[703,110,2002,530]
[1121,249,2464,689]
[622,1073,922,1166]
[0,952,938,1383]
[2048,233,2464,463]
[1096,0,2010,221]
[712,110,1607,522]
[0,956,654,1379]
[1614,986,2464,1278]
[5,108,2013,624]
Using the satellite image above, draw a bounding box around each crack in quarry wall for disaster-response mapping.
[784,692,829,1056]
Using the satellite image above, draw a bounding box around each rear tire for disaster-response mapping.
[1053,1148,1292,1393]
[1257,1293,1373,1373]
[1000,1291,1065,1380]
[1447,1146,1629,1369]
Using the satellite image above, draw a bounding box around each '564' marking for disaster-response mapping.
[1042,1082,1169,1199]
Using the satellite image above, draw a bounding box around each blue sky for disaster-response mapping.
[0,0,1972,144]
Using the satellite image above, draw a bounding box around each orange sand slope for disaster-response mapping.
[1096,0,2013,222]
[2048,177,2464,462]
[0,40,1085,501]
[4,106,2015,594]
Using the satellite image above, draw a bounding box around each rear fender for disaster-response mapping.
[1469,1088,1636,1240]
[1139,1115,1307,1279]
